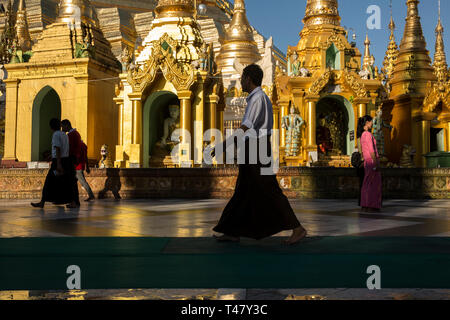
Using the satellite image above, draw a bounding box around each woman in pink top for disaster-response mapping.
[358,115,382,212]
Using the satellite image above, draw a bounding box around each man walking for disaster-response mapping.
[212,64,307,245]
[31,118,79,209]
[62,120,95,203]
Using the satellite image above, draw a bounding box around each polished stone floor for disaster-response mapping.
[1,198,450,238]
[1,198,450,300]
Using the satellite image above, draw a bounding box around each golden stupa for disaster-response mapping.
[2,0,449,169]
[276,0,382,167]
[2,0,120,164]
[216,0,261,76]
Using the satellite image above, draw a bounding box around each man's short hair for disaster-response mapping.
[49,118,61,131]
[61,119,72,128]
[243,64,264,87]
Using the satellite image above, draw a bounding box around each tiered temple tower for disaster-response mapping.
[387,0,437,166]
[3,0,120,165]
[216,0,261,77]
[114,0,220,168]
[382,11,400,84]
[276,0,382,166]
[216,0,262,133]
[422,0,450,155]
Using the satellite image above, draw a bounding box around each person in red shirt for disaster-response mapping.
[62,120,95,203]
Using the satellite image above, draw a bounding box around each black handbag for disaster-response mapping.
[351,151,362,168]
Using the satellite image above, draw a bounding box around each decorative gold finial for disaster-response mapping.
[56,0,98,26]
[303,0,341,27]
[382,0,399,81]
[433,0,448,82]
[16,0,32,51]
[363,33,375,73]
[216,0,261,75]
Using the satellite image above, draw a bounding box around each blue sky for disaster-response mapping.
[242,0,450,69]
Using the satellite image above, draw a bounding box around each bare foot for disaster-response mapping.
[213,234,240,242]
[285,227,307,245]
[66,202,80,209]
[31,202,44,208]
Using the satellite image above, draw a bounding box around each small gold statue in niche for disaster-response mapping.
[150,105,181,167]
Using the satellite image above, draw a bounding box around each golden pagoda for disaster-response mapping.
[216,0,261,77]
[114,0,220,168]
[2,0,120,165]
[422,0,450,156]
[276,0,382,167]
[386,0,438,166]
[216,0,265,132]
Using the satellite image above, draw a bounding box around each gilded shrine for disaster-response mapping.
[0,0,449,171]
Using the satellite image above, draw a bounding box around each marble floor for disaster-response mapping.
[1,198,450,238]
[1,198,450,300]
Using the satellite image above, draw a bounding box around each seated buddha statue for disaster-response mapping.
[150,105,180,167]
[316,115,333,155]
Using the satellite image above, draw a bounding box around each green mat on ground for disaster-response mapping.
[0,237,449,290]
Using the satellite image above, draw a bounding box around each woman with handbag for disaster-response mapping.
[359,115,382,212]
[354,118,366,207]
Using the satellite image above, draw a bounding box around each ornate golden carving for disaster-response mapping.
[308,70,332,95]
[423,81,450,113]
[342,69,369,98]
[320,34,346,51]
[127,33,195,92]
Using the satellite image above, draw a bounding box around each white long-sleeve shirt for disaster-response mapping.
[241,87,273,137]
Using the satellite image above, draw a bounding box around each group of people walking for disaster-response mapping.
[31,119,94,209]
[356,115,383,212]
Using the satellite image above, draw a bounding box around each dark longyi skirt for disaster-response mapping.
[42,158,78,205]
[213,137,301,240]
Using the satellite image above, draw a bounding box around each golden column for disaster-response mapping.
[178,90,193,142]
[217,103,225,137]
[206,94,219,141]
[354,98,371,118]
[439,113,450,151]
[447,122,450,152]
[178,90,193,165]
[273,104,280,131]
[353,97,371,148]
[413,111,435,167]
[305,95,320,151]
[114,97,124,146]
[128,93,143,165]
[278,98,290,148]
[2,79,21,162]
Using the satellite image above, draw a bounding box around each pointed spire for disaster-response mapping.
[363,33,375,72]
[433,0,448,82]
[364,33,371,60]
[303,0,341,27]
[216,0,261,76]
[16,0,32,51]
[399,0,427,52]
[382,0,399,80]
[224,0,255,43]
[391,0,436,97]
